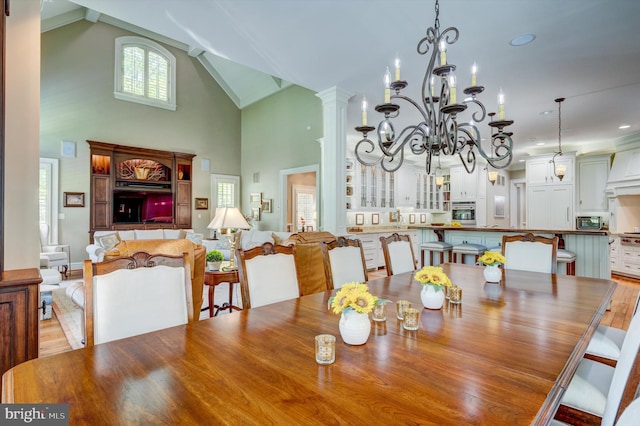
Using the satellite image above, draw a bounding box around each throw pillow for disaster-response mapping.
[96,233,120,251]
[185,233,203,245]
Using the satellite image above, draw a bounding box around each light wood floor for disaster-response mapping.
[39,269,640,358]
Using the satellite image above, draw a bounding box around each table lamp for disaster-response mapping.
[207,207,250,271]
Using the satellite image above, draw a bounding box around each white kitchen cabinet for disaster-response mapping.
[396,168,417,208]
[350,160,395,210]
[527,184,573,230]
[450,166,477,201]
[526,154,575,230]
[577,154,610,212]
[610,236,620,273]
[526,155,574,186]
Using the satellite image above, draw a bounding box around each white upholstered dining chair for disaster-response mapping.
[380,233,417,276]
[321,236,368,289]
[584,291,640,367]
[39,223,69,277]
[502,233,558,274]
[83,251,193,346]
[236,242,302,309]
[553,307,640,426]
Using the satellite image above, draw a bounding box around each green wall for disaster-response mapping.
[41,20,242,264]
[241,85,323,231]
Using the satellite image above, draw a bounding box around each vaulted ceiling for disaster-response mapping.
[41,0,640,169]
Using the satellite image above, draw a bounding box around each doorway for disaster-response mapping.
[279,165,320,232]
[510,178,526,228]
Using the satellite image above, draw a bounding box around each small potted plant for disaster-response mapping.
[206,250,224,271]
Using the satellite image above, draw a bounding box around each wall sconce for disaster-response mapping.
[488,171,498,186]
[435,176,444,189]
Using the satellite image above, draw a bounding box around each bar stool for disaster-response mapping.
[452,243,487,264]
[557,249,576,275]
[420,241,453,267]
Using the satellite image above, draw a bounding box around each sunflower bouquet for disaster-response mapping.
[477,252,506,267]
[328,282,389,315]
[414,266,452,292]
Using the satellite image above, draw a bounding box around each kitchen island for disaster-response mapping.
[410,225,610,279]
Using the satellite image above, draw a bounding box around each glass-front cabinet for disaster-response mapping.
[346,157,450,213]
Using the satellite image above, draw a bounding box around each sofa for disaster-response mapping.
[72,238,206,322]
[87,229,197,262]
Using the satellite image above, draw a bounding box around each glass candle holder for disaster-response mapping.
[396,300,411,320]
[315,334,336,365]
[372,303,387,322]
[450,286,462,304]
[402,308,420,331]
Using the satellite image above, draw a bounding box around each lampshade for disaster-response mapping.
[207,207,250,230]
[488,171,498,185]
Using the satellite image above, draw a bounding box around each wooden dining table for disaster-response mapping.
[2,263,615,425]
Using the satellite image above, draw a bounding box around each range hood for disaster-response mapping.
[606,146,640,197]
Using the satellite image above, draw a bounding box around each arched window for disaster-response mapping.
[114,36,176,110]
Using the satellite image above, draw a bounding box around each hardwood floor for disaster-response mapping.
[39,269,640,358]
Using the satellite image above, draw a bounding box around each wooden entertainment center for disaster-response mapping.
[88,141,195,238]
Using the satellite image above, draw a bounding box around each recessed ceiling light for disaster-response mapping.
[619,124,631,129]
[540,110,553,116]
[536,142,545,146]
[510,33,536,47]
[518,159,526,162]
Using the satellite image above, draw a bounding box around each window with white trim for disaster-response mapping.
[114,36,176,111]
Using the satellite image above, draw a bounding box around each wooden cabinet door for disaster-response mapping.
[175,181,191,228]
[0,272,40,377]
[91,175,111,229]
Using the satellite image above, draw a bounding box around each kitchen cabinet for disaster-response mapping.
[450,166,477,202]
[350,159,394,210]
[610,236,621,273]
[526,155,574,186]
[396,168,417,208]
[426,173,450,212]
[577,154,610,213]
[527,184,573,230]
[526,153,575,230]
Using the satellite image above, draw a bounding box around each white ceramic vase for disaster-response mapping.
[483,265,502,283]
[339,310,371,345]
[420,285,445,310]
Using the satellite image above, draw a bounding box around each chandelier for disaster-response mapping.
[354,0,514,175]
[550,97,566,181]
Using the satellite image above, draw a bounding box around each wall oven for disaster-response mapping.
[451,202,476,225]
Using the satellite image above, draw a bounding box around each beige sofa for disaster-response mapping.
[86,229,197,262]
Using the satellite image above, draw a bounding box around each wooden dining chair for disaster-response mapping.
[236,242,302,309]
[584,291,640,367]
[502,233,559,274]
[380,233,417,276]
[320,236,368,290]
[83,251,193,347]
[553,308,640,426]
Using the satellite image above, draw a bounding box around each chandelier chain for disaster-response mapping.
[434,0,440,34]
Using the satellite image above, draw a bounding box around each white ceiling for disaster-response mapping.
[41,0,640,170]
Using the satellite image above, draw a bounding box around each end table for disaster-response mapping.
[204,269,241,317]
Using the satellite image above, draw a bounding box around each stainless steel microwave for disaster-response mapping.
[451,202,476,225]
[576,216,603,230]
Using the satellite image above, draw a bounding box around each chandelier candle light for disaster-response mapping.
[354,0,515,175]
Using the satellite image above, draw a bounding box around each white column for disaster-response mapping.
[315,87,353,236]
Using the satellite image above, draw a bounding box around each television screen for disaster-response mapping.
[113,191,173,224]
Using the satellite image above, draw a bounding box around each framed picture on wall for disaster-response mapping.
[356,213,365,226]
[409,214,416,224]
[64,192,85,207]
[389,211,400,222]
[371,213,380,225]
[195,198,208,210]
[262,199,272,213]
[251,207,261,221]
[420,213,427,224]
[250,192,262,205]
